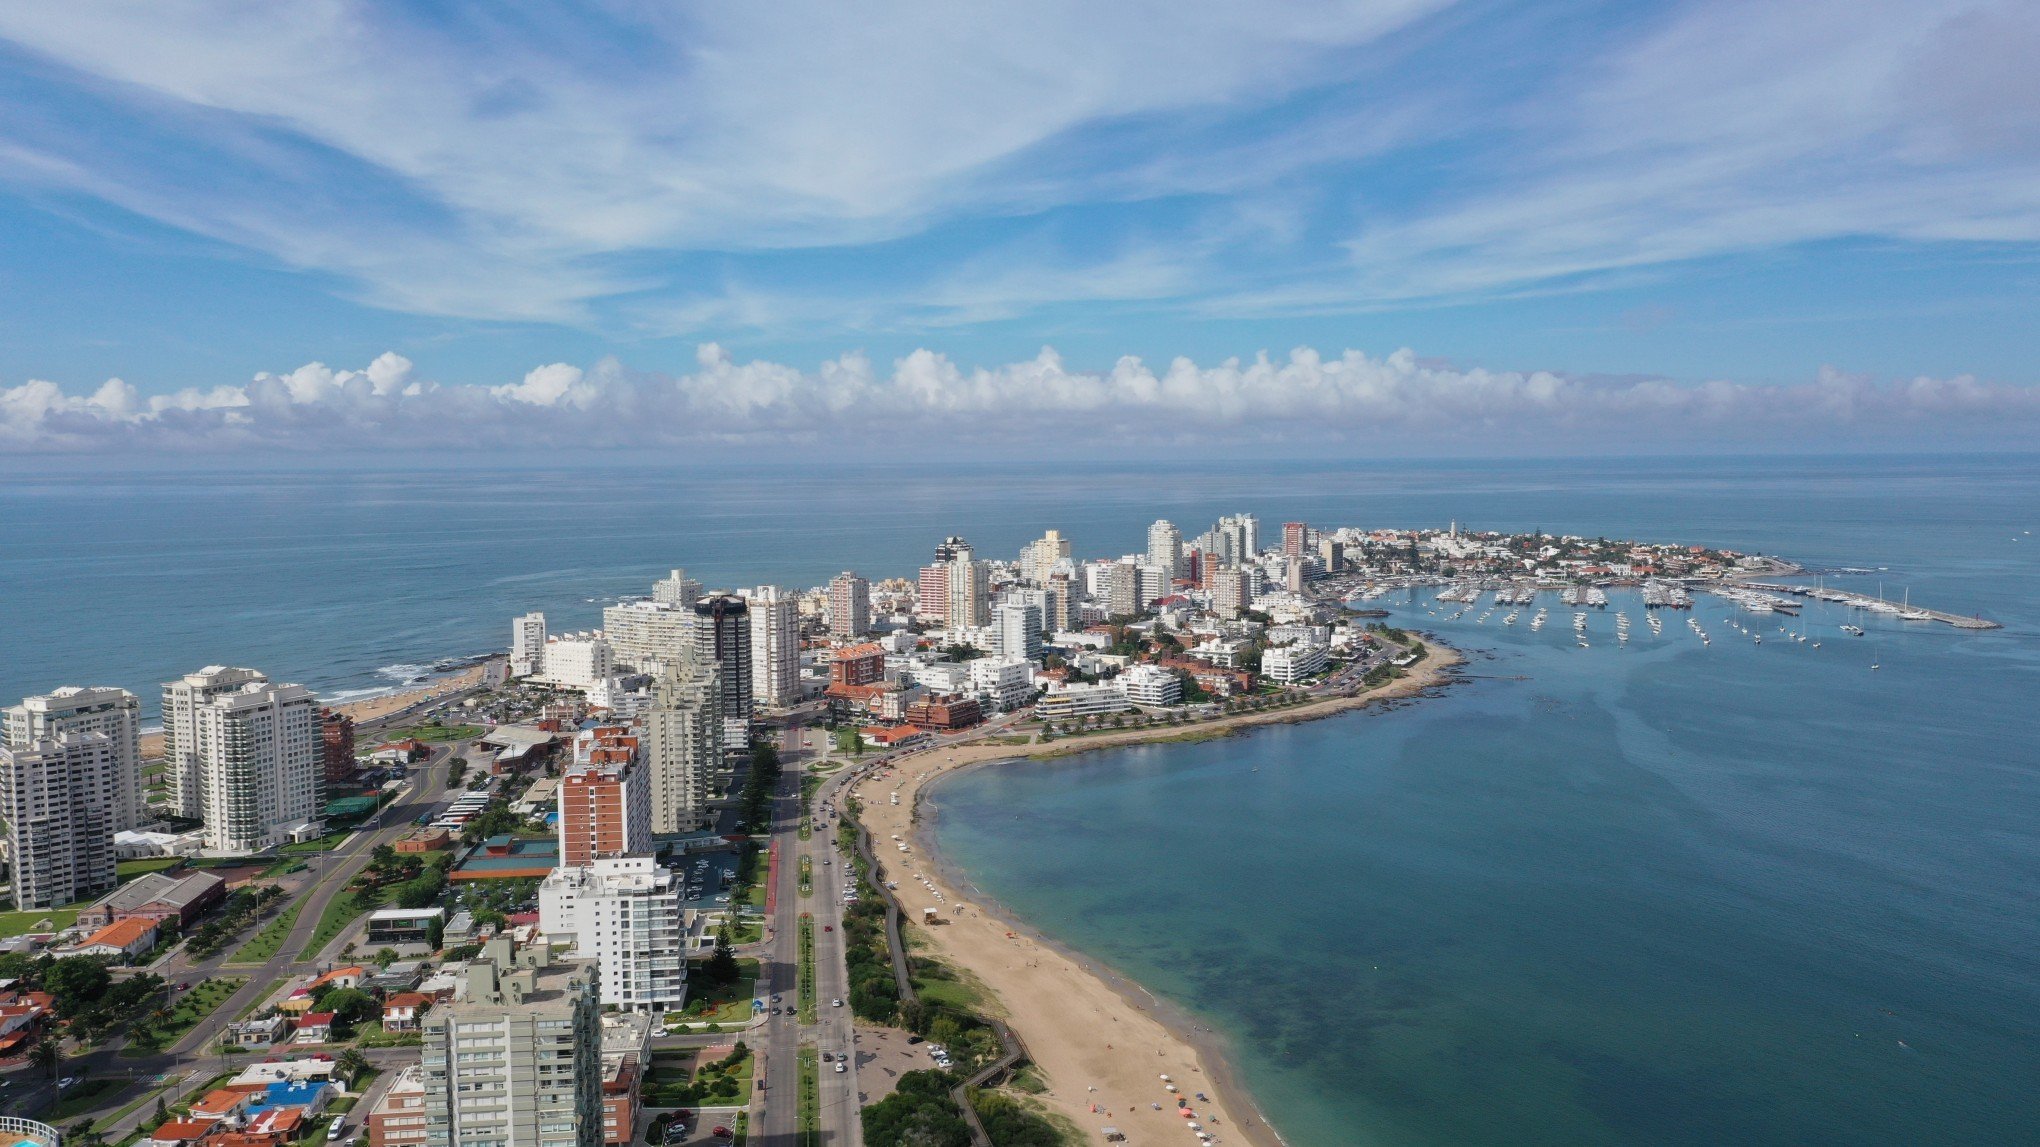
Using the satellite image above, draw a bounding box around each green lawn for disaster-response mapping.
[0,905,81,937]
[227,900,306,964]
[51,1077,127,1120]
[796,915,817,1024]
[118,857,187,881]
[301,890,378,958]
[797,1044,819,1146]
[121,977,248,1056]
[671,958,760,1026]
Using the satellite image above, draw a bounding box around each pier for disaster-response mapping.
[1740,582,2002,630]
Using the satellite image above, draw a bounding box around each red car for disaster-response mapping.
[711,1128,732,1140]
[823,925,833,932]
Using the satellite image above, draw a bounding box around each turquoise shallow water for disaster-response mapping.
[2,455,2035,1143]
[925,463,2040,1146]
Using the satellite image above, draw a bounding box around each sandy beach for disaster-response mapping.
[850,642,1464,1147]
[138,663,490,759]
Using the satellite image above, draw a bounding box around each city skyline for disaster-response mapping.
[3,2,2040,455]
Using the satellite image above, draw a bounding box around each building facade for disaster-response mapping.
[538,857,688,1013]
[419,939,603,1147]
[189,680,322,853]
[4,686,142,832]
[0,733,119,909]
[746,586,800,709]
[558,730,650,867]
[827,572,870,639]
[651,568,702,609]
[321,708,357,793]
[600,601,692,675]
[643,660,721,834]
[161,666,268,821]
[1146,520,1182,580]
[691,596,752,719]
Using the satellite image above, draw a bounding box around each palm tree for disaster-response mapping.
[337,1049,371,1082]
[29,1032,62,1079]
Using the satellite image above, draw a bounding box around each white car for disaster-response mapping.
[831,998,843,1007]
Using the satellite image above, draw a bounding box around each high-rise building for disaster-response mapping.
[1286,556,1306,593]
[1283,521,1308,558]
[161,665,268,821]
[176,674,322,853]
[827,572,871,638]
[419,937,603,1147]
[991,600,1044,663]
[536,634,614,691]
[511,612,548,678]
[691,596,751,718]
[651,568,702,608]
[915,565,950,625]
[746,586,800,709]
[321,708,357,793]
[601,601,693,675]
[1320,538,1345,574]
[945,545,989,630]
[539,857,688,1013]
[0,733,119,909]
[933,536,970,564]
[5,686,142,832]
[1208,568,1247,620]
[1021,530,1072,585]
[1045,573,1077,634]
[1106,562,1141,617]
[644,659,721,834]
[1146,520,1182,580]
[1137,563,1169,607]
[558,728,650,867]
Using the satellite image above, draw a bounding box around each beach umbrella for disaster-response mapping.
[1159,1075,1172,1081]
[1180,1110,1195,1118]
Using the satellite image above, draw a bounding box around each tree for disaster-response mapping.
[28,1033,62,1079]
[703,920,738,986]
[336,1049,372,1083]
[374,948,400,968]
[44,957,111,1015]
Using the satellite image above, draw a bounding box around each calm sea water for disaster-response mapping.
[2,456,2036,1144]
[928,457,2040,1146]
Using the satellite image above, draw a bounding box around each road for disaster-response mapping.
[15,701,467,1134]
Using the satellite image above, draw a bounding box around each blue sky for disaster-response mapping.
[2,1,2038,454]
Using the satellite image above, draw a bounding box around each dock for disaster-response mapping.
[1740,582,2002,630]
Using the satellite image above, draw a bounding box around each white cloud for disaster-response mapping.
[4,347,2035,455]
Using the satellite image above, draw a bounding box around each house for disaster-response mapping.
[859,724,928,750]
[393,828,450,854]
[248,1080,333,1115]
[0,988,54,1058]
[369,739,429,764]
[294,1012,337,1044]
[309,966,366,992]
[190,1086,265,1122]
[76,870,227,931]
[275,987,319,1015]
[364,907,444,946]
[381,992,433,1032]
[66,916,160,962]
[225,1014,295,1049]
[143,1120,221,1147]
[241,1108,305,1145]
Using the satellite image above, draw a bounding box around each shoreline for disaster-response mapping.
[137,663,490,760]
[849,640,1465,1147]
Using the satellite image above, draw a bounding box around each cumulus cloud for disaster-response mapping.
[4,347,2035,455]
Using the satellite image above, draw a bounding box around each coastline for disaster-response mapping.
[849,640,1464,1147]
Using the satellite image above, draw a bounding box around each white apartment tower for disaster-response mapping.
[187,677,322,853]
[1146,520,1182,580]
[644,659,722,834]
[652,568,703,608]
[747,585,800,709]
[161,666,268,821]
[992,600,1045,664]
[945,546,990,630]
[511,612,548,678]
[0,733,119,909]
[420,938,603,1147]
[601,601,692,674]
[1021,530,1072,586]
[5,686,142,832]
[827,572,871,639]
[539,856,690,1012]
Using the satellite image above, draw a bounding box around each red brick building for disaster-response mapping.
[905,694,982,731]
[320,708,356,790]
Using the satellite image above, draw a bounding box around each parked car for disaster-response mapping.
[834,1062,847,1073]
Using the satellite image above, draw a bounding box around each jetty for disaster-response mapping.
[1740,582,2001,630]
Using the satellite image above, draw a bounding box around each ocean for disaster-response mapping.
[3,455,2036,1143]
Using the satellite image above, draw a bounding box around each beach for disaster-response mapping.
[849,642,1464,1147]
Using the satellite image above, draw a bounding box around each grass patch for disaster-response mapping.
[118,857,186,880]
[797,1044,820,1147]
[796,914,817,1024]
[122,976,247,1056]
[227,899,305,964]
[671,958,760,1026]
[0,906,81,937]
[301,890,379,958]
[51,1077,127,1120]
[797,856,812,899]
[910,958,990,1015]
[380,724,481,743]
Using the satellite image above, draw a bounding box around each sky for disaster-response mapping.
[2,0,2039,456]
